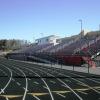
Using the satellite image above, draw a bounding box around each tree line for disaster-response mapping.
[0,39,30,51]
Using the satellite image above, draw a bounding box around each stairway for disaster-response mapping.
[82,56,96,68]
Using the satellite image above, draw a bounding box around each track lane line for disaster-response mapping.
[52,68,100,94]
[0,64,12,94]
[62,70,100,84]
[5,60,54,100]
[12,67,28,100]
[26,65,83,100]
[18,66,54,100]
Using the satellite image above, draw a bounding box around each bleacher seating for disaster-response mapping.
[7,31,100,67]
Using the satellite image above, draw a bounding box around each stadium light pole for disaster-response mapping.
[33,34,35,43]
[40,33,43,53]
[78,19,83,68]
[79,19,83,39]
[78,19,83,53]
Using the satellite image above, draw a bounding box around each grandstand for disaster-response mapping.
[2,30,100,100]
[6,30,100,67]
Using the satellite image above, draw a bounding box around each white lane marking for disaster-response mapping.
[65,79,71,82]
[33,95,41,100]
[2,59,100,99]
[1,89,4,93]
[41,78,54,100]
[76,82,86,86]
[0,64,12,94]
[62,71,100,93]
[35,74,39,77]
[8,59,54,100]
[67,71,100,84]
[57,78,83,100]
[56,93,66,98]
[12,69,21,76]
[29,66,83,100]
[92,78,100,81]
[20,67,54,100]
[12,78,22,87]
[50,80,56,84]
[96,88,100,90]
[43,86,48,89]
[33,81,39,85]
[6,97,9,100]
[4,62,41,100]
[12,78,15,81]
[16,82,21,86]
[28,78,31,81]
[23,87,25,90]
[87,78,100,84]
[78,91,88,95]
[13,67,28,100]
[58,71,100,94]
[61,84,68,88]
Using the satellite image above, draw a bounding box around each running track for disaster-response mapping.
[0,58,100,100]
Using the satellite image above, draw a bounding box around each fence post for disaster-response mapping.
[88,59,89,73]
[73,65,74,71]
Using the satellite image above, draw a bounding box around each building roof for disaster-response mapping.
[35,35,59,41]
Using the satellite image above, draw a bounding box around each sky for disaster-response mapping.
[0,0,100,42]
